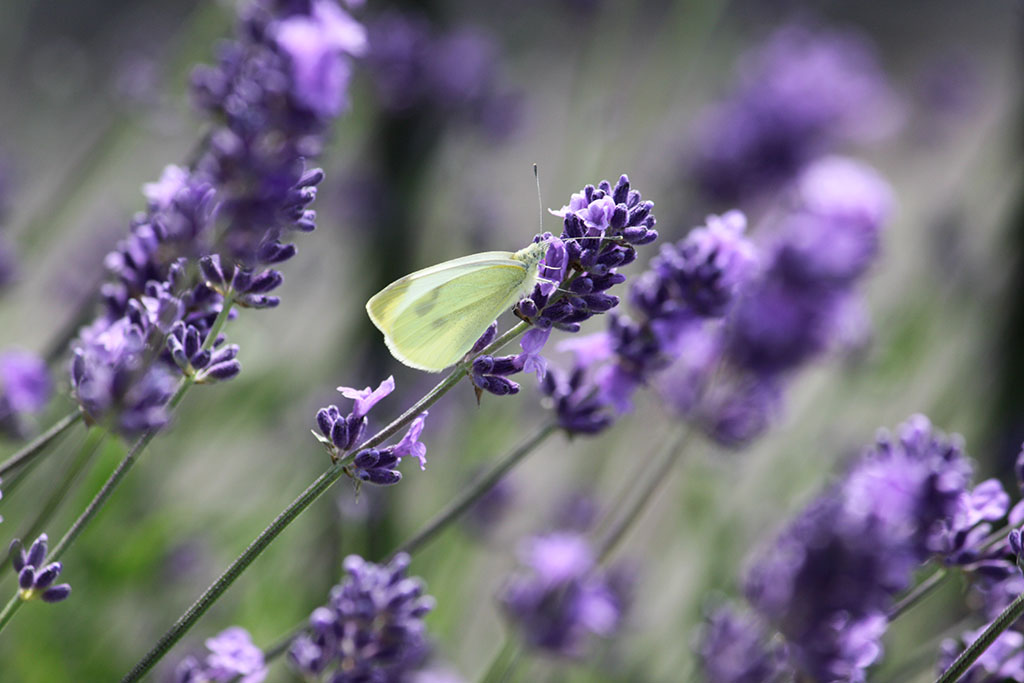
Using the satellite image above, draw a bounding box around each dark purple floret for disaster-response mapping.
[173,626,267,683]
[471,355,522,397]
[288,553,436,681]
[0,350,53,438]
[500,532,629,657]
[313,378,427,485]
[8,534,71,604]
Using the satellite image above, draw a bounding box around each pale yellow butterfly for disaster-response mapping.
[365,240,551,372]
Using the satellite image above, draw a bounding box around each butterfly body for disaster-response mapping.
[366,241,548,372]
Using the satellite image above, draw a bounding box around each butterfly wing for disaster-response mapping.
[366,254,530,372]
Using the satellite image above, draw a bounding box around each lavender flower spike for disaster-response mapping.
[500,532,629,656]
[0,350,53,438]
[288,553,436,681]
[173,626,267,683]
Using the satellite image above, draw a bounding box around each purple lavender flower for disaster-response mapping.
[173,626,267,683]
[365,14,522,139]
[8,534,71,604]
[0,350,53,438]
[273,0,366,116]
[70,318,176,437]
[696,605,791,683]
[736,415,972,680]
[69,1,362,440]
[500,532,629,656]
[314,377,428,485]
[539,210,757,432]
[689,24,898,203]
[288,553,435,681]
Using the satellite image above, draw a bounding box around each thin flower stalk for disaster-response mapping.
[392,421,558,557]
[0,298,234,635]
[596,426,691,562]
[935,590,1024,683]
[0,411,83,478]
[3,427,107,573]
[120,319,534,682]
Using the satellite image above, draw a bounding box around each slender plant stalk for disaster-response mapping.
[6,427,107,567]
[0,297,235,635]
[479,635,521,683]
[0,410,83,478]
[392,422,558,557]
[935,589,1024,683]
[889,568,948,621]
[119,321,533,682]
[596,426,690,562]
[259,420,559,664]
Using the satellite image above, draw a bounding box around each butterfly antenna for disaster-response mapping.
[534,163,544,234]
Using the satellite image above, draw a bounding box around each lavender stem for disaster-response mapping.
[0,410,83,478]
[119,320,532,681]
[935,589,1024,683]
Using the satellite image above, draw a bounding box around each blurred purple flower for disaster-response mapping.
[500,532,629,656]
[174,626,266,683]
[0,350,53,438]
[736,415,972,680]
[697,605,791,683]
[274,0,366,116]
[690,24,898,203]
[288,553,435,681]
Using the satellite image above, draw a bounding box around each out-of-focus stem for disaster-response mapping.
[0,410,82,478]
[596,426,690,562]
[392,422,558,557]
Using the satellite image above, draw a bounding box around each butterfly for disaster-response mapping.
[366,240,551,372]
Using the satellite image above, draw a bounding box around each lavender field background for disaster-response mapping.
[0,0,1021,681]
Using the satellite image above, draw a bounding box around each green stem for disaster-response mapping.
[48,379,192,564]
[8,427,107,565]
[936,590,1024,683]
[596,427,690,562]
[120,336,516,682]
[479,636,520,683]
[260,421,559,664]
[0,592,20,633]
[392,422,558,557]
[0,411,83,478]
[889,568,948,621]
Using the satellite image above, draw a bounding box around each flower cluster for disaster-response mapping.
[471,176,660,400]
[173,627,267,683]
[365,12,522,140]
[9,534,70,604]
[689,23,897,204]
[313,377,429,485]
[68,0,364,438]
[288,553,436,681]
[500,532,630,656]
[696,606,790,683]
[0,350,53,439]
[541,209,758,434]
[698,415,977,681]
[660,156,891,447]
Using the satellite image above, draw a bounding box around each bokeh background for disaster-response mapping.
[0,0,1021,680]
